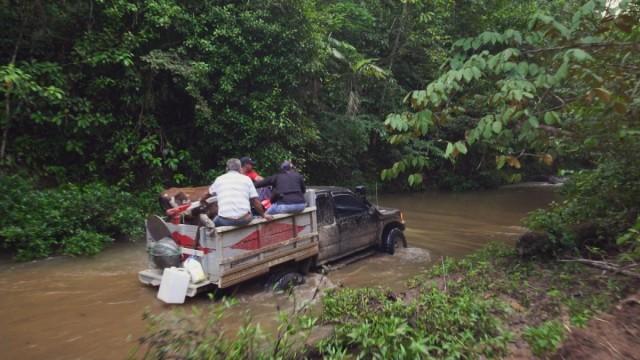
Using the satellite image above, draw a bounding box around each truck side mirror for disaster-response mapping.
[368,206,377,216]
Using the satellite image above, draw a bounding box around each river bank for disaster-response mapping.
[140,243,640,359]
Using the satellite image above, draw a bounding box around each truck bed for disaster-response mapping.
[139,200,319,296]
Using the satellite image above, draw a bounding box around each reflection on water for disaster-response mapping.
[0,186,556,359]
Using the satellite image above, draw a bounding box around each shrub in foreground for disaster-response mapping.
[319,286,510,359]
[137,297,316,359]
[523,320,565,357]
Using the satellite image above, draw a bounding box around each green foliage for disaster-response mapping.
[523,320,565,356]
[0,175,148,260]
[1,0,323,187]
[525,158,640,251]
[384,0,640,190]
[525,206,574,248]
[617,216,640,262]
[1,0,547,191]
[319,286,510,359]
[138,296,317,359]
[139,243,637,358]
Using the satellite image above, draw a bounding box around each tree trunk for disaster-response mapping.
[2,13,24,163]
[1,94,9,162]
[380,2,408,107]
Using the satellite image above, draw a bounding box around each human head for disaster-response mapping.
[280,160,293,171]
[226,158,242,172]
[240,156,255,172]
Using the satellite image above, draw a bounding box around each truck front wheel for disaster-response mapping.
[382,228,406,255]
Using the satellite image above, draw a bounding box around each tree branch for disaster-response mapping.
[524,42,640,55]
[559,259,640,279]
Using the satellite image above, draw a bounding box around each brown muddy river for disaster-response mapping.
[0,186,557,359]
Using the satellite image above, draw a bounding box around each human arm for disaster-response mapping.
[202,181,218,202]
[251,170,264,182]
[251,197,273,221]
[248,179,273,220]
[254,174,276,189]
[299,173,306,194]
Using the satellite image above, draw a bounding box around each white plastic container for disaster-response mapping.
[157,267,190,304]
[183,257,206,283]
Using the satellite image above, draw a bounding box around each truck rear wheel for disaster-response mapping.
[266,270,305,292]
[382,228,406,255]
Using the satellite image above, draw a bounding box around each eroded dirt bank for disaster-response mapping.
[553,292,640,360]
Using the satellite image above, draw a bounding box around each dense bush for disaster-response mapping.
[525,158,640,253]
[0,175,150,260]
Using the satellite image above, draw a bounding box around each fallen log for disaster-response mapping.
[559,259,640,279]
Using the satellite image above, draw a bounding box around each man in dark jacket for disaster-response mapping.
[255,160,306,215]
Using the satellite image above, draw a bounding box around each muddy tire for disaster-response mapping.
[382,228,406,255]
[266,270,305,292]
[298,257,314,275]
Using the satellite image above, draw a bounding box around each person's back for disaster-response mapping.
[207,158,272,226]
[272,171,305,204]
[255,161,306,214]
[212,171,254,218]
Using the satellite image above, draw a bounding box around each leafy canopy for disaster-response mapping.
[383,0,640,187]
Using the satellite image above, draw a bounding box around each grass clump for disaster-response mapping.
[523,320,565,356]
[318,282,511,358]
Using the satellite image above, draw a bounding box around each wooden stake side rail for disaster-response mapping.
[217,242,319,288]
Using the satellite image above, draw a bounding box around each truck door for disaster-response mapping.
[315,193,340,263]
[333,192,377,254]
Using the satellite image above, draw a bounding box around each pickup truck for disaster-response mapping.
[138,186,405,296]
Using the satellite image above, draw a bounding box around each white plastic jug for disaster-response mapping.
[183,257,206,283]
[157,267,190,304]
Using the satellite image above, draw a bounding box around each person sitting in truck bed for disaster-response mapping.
[255,160,307,215]
[203,158,272,227]
[240,156,264,182]
[241,156,272,208]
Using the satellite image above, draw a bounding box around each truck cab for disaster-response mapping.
[311,186,406,265]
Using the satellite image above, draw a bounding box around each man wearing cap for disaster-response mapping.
[240,156,264,182]
[255,160,307,215]
[205,158,272,227]
[240,156,272,208]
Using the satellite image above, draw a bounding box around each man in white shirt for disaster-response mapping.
[205,158,272,227]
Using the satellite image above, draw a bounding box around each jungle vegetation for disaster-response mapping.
[1,0,639,268]
[0,0,552,259]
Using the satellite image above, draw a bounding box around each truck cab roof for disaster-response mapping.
[308,186,355,194]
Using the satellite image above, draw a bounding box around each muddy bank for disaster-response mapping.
[553,293,640,360]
